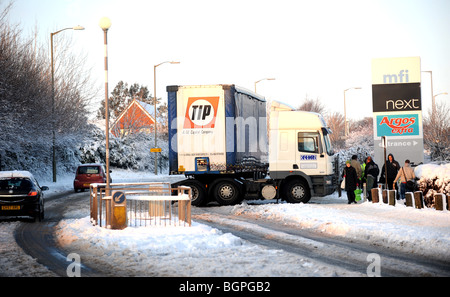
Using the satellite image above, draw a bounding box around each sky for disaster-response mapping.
[4,0,450,120]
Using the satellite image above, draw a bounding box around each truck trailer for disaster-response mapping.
[168,84,338,206]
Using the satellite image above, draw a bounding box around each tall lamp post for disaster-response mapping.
[153,61,180,175]
[99,17,111,194]
[254,78,275,93]
[421,71,434,116]
[50,25,84,182]
[343,87,361,137]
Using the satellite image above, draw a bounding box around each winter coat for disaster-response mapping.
[351,159,362,179]
[342,166,358,192]
[380,154,400,183]
[365,160,379,188]
[393,163,415,183]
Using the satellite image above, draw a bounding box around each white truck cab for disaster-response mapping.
[269,102,336,200]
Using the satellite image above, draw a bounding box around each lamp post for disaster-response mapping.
[343,87,361,137]
[50,25,84,183]
[421,71,434,116]
[254,78,275,93]
[153,61,180,175]
[99,17,111,194]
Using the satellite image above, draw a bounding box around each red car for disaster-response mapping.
[73,164,111,192]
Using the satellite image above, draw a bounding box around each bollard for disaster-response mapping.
[388,190,396,206]
[371,188,379,203]
[363,183,367,202]
[111,191,127,230]
[434,193,445,211]
[382,190,388,204]
[414,191,424,209]
[405,192,413,207]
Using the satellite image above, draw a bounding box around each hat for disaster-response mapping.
[346,160,351,165]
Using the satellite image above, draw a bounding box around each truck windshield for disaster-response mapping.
[322,129,334,156]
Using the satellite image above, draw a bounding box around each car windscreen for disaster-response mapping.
[0,178,33,191]
[78,166,100,174]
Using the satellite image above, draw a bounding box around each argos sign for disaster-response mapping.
[376,114,419,137]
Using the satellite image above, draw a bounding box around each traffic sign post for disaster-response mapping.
[111,191,127,230]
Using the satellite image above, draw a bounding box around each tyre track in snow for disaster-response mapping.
[192,207,450,277]
[14,191,100,277]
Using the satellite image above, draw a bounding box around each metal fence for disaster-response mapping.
[90,182,191,228]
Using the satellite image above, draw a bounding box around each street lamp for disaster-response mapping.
[50,25,85,182]
[343,87,361,137]
[254,78,275,93]
[99,17,111,194]
[433,92,448,108]
[153,61,180,175]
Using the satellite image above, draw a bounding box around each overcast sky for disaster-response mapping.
[5,0,450,120]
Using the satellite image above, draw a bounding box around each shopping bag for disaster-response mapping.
[354,189,362,201]
[340,178,345,190]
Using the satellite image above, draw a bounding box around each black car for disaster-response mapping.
[0,171,48,222]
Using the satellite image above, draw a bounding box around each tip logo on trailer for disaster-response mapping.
[184,97,220,129]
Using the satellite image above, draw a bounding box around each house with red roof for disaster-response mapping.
[110,99,156,137]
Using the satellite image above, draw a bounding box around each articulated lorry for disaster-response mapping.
[168,84,338,206]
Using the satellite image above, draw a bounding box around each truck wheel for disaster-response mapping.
[180,180,207,206]
[284,179,311,204]
[212,179,242,206]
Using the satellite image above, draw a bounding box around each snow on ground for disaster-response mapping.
[1,164,449,277]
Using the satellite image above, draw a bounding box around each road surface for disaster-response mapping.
[12,192,450,277]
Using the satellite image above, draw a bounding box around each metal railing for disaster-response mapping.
[90,182,192,228]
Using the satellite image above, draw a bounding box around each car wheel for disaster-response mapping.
[35,205,44,222]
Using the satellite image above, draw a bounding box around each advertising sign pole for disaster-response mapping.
[382,136,388,189]
[371,57,423,167]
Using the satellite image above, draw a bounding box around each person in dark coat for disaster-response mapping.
[342,160,358,204]
[364,156,379,201]
[379,153,400,190]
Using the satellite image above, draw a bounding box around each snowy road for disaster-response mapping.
[14,191,100,277]
[1,169,449,277]
[7,189,450,277]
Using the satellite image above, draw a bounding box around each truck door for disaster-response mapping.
[296,131,326,175]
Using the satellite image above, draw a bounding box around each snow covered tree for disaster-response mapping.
[97,81,157,120]
[423,101,450,162]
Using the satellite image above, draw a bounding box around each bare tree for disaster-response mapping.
[297,96,326,114]
[423,101,450,161]
[325,112,345,149]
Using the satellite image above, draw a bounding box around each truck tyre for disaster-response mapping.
[211,179,242,206]
[179,180,207,206]
[284,179,311,204]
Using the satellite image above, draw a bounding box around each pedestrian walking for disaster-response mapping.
[379,153,400,190]
[350,155,362,188]
[342,160,358,204]
[364,156,379,201]
[393,159,416,200]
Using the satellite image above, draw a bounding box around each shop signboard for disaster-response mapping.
[371,57,424,166]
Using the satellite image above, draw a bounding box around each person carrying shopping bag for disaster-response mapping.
[393,159,416,200]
